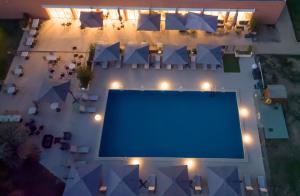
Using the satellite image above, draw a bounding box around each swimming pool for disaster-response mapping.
[99,90,244,158]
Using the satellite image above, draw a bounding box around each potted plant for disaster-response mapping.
[249,17,259,33]
[77,66,93,90]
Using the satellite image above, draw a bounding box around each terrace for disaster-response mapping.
[0,16,267,195]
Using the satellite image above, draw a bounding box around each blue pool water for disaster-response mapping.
[99,90,244,158]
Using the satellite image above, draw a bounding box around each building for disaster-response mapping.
[0,0,285,25]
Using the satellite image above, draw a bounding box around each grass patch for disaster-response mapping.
[222,54,240,73]
[0,20,23,80]
[287,0,300,41]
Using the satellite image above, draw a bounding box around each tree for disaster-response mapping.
[77,66,93,89]
[0,124,36,168]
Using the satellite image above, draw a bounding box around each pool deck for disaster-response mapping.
[0,19,269,195]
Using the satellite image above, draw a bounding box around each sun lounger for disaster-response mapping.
[79,105,96,113]
[102,62,108,69]
[257,176,268,193]
[191,55,196,70]
[244,176,254,191]
[147,174,156,192]
[154,54,161,69]
[144,64,149,69]
[192,175,202,192]
[70,145,90,153]
[166,64,172,70]
[178,64,184,70]
[132,64,138,69]
[81,93,99,101]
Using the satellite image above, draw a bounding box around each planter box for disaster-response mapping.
[235,51,253,58]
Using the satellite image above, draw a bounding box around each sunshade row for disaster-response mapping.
[80,12,218,32]
[93,42,222,66]
[63,163,242,196]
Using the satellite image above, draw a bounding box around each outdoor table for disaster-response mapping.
[46,54,57,61]
[7,85,16,95]
[32,19,39,28]
[50,102,59,110]
[26,37,34,46]
[28,107,37,115]
[29,29,37,36]
[21,51,29,57]
[68,63,76,70]
[14,67,23,76]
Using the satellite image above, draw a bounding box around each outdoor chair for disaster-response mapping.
[60,142,70,150]
[257,176,268,193]
[178,64,184,70]
[63,132,72,140]
[132,64,138,69]
[144,64,149,69]
[147,174,156,192]
[102,62,108,69]
[191,55,197,70]
[166,64,172,70]
[79,105,96,113]
[154,54,161,69]
[192,175,202,192]
[244,176,254,191]
[69,145,90,153]
[81,93,99,101]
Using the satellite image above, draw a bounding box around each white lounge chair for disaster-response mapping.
[144,64,149,69]
[147,174,156,192]
[192,175,202,192]
[191,55,196,70]
[154,54,161,69]
[81,93,99,101]
[102,62,108,69]
[79,105,96,113]
[132,64,138,69]
[257,176,268,193]
[70,145,90,153]
[166,64,172,70]
[244,176,254,191]
[178,64,184,70]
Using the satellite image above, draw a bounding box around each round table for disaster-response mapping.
[7,86,16,95]
[50,102,59,110]
[68,63,76,70]
[14,68,23,76]
[28,107,37,115]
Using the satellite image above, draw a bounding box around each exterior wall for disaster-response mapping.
[0,0,285,24]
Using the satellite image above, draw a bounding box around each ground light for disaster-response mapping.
[185,159,194,169]
[159,81,170,90]
[129,159,141,165]
[200,82,212,91]
[243,133,252,145]
[239,107,249,118]
[110,81,123,89]
[94,114,102,122]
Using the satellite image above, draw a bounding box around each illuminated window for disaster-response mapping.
[46,8,73,19]
[237,10,254,25]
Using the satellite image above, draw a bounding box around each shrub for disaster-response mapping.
[77,66,93,89]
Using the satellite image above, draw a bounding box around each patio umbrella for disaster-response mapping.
[165,13,187,30]
[185,12,218,33]
[207,166,242,196]
[124,44,149,64]
[163,45,189,65]
[94,42,120,62]
[106,165,139,196]
[157,165,191,196]
[37,80,71,104]
[137,13,161,31]
[196,44,223,65]
[63,161,102,196]
[80,11,103,28]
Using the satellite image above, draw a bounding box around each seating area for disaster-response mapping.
[93,42,224,71]
[63,163,268,196]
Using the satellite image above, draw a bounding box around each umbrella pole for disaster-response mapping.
[68,90,79,103]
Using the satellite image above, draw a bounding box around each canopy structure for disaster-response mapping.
[80,11,103,28]
[196,44,223,65]
[106,165,139,196]
[94,42,120,62]
[37,80,70,103]
[186,13,218,33]
[207,166,242,196]
[64,161,102,196]
[163,45,189,65]
[165,13,187,30]
[137,13,161,31]
[124,44,149,64]
[157,165,191,196]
